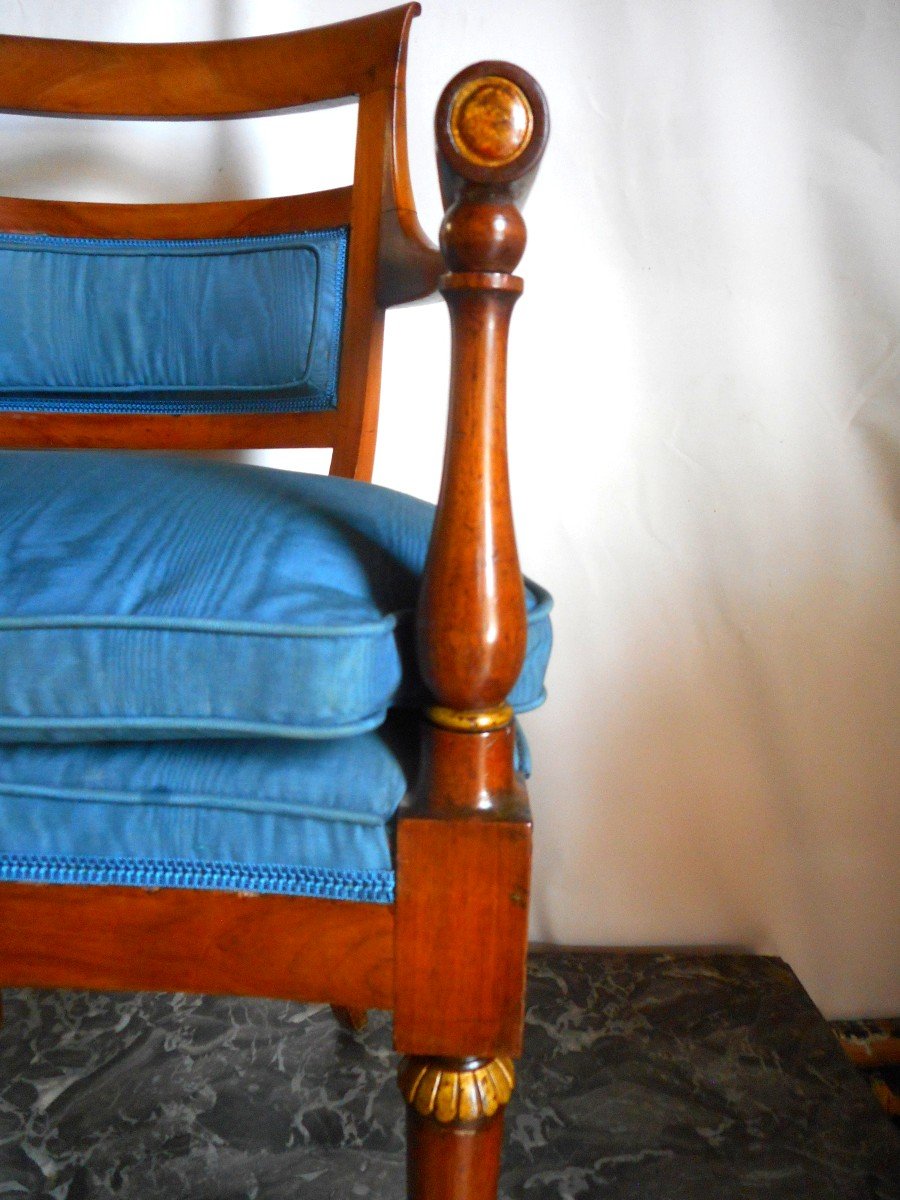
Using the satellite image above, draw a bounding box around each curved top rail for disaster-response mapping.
[0,3,419,119]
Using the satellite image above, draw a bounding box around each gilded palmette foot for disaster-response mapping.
[398,1055,515,1125]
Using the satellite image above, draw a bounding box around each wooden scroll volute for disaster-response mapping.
[416,62,549,728]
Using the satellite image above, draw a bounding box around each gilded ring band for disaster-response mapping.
[426,703,514,733]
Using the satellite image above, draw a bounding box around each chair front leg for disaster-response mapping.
[395,62,548,1200]
[395,724,531,1199]
[400,1056,513,1200]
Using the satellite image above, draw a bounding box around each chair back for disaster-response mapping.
[0,3,439,478]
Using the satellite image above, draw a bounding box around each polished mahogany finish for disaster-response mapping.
[409,723,526,818]
[416,61,549,714]
[395,809,532,1059]
[0,884,393,1011]
[416,275,527,712]
[0,8,422,118]
[0,188,352,238]
[407,1110,505,1200]
[0,4,441,474]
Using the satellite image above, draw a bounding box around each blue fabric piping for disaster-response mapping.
[0,230,343,253]
[0,588,551,635]
[0,781,384,825]
[0,227,348,416]
[0,396,332,416]
[0,612,398,637]
[0,853,395,903]
[0,714,387,741]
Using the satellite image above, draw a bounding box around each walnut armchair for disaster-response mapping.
[0,7,550,1198]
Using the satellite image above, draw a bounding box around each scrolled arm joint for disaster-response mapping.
[435,62,548,276]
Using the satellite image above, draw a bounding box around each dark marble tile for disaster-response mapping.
[1,953,897,1198]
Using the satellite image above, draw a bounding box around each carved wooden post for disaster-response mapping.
[395,62,549,1200]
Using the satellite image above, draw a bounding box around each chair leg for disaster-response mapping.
[330,1005,368,1032]
[399,1056,513,1200]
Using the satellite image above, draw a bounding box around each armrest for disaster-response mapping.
[416,62,549,747]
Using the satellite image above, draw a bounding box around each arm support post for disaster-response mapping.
[417,61,549,751]
[395,62,549,1069]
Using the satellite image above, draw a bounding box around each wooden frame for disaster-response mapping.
[0,11,549,1198]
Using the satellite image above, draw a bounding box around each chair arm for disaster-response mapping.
[375,68,445,307]
[416,62,549,737]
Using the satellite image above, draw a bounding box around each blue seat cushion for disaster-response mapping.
[0,716,533,901]
[0,723,410,902]
[0,452,552,741]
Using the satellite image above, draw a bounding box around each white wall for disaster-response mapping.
[1,0,897,1018]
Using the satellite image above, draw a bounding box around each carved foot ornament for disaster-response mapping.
[398,1055,515,1125]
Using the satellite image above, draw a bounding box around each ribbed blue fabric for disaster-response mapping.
[0,453,553,741]
[0,229,347,414]
[0,725,410,899]
[0,855,395,903]
[0,717,532,901]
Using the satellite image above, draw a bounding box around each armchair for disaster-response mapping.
[0,7,550,1198]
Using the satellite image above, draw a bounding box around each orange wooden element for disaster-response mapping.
[435,61,549,200]
[0,4,441,475]
[409,721,526,818]
[0,188,353,239]
[396,724,531,1058]
[396,720,535,1060]
[0,409,338,452]
[0,883,393,1011]
[416,276,526,712]
[394,800,532,1059]
[0,8,421,118]
[416,62,548,716]
[406,1109,505,1200]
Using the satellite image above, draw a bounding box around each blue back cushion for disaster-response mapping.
[0,228,347,414]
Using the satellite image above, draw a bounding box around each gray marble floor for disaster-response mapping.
[1,952,897,1199]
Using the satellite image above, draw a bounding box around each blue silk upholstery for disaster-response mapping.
[0,230,347,414]
[0,720,414,902]
[0,224,555,902]
[0,716,533,901]
[0,453,552,742]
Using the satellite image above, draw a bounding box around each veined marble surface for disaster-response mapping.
[0,952,897,1198]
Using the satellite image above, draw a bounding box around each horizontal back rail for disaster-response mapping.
[0,5,419,118]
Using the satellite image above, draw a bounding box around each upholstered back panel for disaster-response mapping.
[0,6,437,471]
[0,228,347,416]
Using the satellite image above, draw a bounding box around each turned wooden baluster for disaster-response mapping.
[396,62,549,1200]
[418,63,548,741]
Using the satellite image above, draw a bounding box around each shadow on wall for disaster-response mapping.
[527,567,900,1019]
[0,126,254,209]
[0,3,253,205]
[514,0,900,1020]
